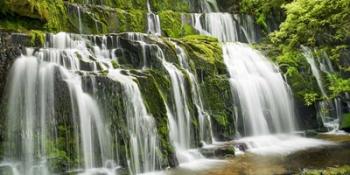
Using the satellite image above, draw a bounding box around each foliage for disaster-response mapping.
[271,0,350,48]
[304,92,318,106]
[240,0,287,30]
[254,0,350,105]
[327,74,350,98]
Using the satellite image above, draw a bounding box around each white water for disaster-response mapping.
[190,13,238,42]
[158,48,197,163]
[147,0,162,36]
[108,70,160,174]
[236,134,334,155]
[77,5,83,34]
[301,46,327,97]
[190,0,330,159]
[223,43,296,136]
[2,32,163,175]
[301,46,344,133]
[173,42,214,144]
[200,0,220,12]
[189,13,257,43]
[4,46,115,174]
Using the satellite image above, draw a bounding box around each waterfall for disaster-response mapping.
[77,5,83,34]
[301,46,327,97]
[108,70,160,174]
[301,46,343,132]
[1,32,164,174]
[200,0,219,12]
[3,37,115,174]
[156,48,199,163]
[223,43,296,136]
[147,0,162,36]
[172,42,214,144]
[189,13,258,43]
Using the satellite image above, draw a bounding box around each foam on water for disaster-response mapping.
[236,134,335,155]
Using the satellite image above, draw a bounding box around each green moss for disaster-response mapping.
[341,113,350,130]
[2,0,68,32]
[149,0,189,12]
[201,76,235,139]
[30,30,46,46]
[136,70,174,164]
[158,11,196,38]
[180,35,222,64]
[300,165,350,175]
[115,9,146,33]
[111,60,119,69]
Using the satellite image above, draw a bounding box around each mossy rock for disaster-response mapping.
[341,113,350,132]
[158,11,196,38]
[135,70,177,167]
[2,0,68,31]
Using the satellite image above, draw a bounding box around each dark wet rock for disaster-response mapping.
[216,0,240,13]
[199,142,236,158]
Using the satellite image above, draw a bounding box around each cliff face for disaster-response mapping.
[0,0,349,174]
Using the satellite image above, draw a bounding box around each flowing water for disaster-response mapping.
[223,43,296,136]
[301,46,327,97]
[173,42,214,144]
[1,32,163,175]
[155,47,204,163]
[195,0,330,155]
[108,70,160,174]
[0,0,341,174]
[147,0,162,36]
[189,13,258,43]
[301,46,343,133]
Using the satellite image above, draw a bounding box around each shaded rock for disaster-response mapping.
[199,142,236,158]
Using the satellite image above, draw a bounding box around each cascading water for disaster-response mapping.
[1,32,163,175]
[108,70,160,174]
[194,0,332,155]
[147,0,162,36]
[2,33,116,174]
[223,44,331,155]
[302,46,327,97]
[156,47,201,163]
[172,42,214,144]
[302,46,343,133]
[200,0,219,12]
[77,5,83,34]
[223,43,296,136]
[189,13,258,43]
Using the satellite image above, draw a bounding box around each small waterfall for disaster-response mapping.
[301,46,327,97]
[200,0,219,12]
[189,13,258,43]
[172,42,214,144]
[236,15,258,44]
[158,48,196,163]
[301,46,343,132]
[223,43,296,136]
[77,6,83,34]
[147,0,162,36]
[108,70,160,174]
